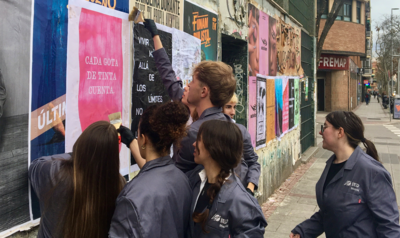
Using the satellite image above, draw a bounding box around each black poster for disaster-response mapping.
[289,78,295,129]
[132,24,172,134]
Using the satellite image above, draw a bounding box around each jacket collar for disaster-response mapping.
[198,107,223,120]
[324,146,361,170]
[140,156,174,172]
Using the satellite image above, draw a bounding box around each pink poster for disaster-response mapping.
[282,78,289,133]
[248,76,257,147]
[78,9,123,131]
[66,1,131,175]
[259,11,269,76]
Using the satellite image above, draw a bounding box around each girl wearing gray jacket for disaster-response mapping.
[188,120,267,237]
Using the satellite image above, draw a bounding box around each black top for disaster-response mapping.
[194,181,212,213]
[323,160,347,192]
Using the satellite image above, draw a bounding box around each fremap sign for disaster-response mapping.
[318,54,349,70]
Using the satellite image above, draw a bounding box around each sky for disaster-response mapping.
[371,0,400,56]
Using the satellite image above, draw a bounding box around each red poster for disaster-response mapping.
[282,78,289,133]
[78,9,123,131]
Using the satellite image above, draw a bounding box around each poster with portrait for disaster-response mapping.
[282,77,289,134]
[275,78,282,138]
[248,76,257,147]
[269,16,277,76]
[184,0,218,61]
[248,3,259,76]
[289,78,295,129]
[266,78,275,143]
[256,76,266,149]
[259,11,269,76]
[66,0,131,176]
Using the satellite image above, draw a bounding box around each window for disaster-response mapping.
[357,2,361,23]
[336,0,352,21]
[318,0,329,19]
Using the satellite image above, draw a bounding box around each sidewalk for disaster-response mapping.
[262,98,400,238]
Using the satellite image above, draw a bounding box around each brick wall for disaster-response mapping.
[319,20,365,55]
[331,70,350,111]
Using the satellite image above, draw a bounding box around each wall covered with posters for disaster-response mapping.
[0,0,309,235]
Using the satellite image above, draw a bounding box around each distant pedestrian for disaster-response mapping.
[29,121,126,238]
[373,90,377,99]
[109,101,192,238]
[290,111,400,238]
[187,120,267,237]
[365,91,370,105]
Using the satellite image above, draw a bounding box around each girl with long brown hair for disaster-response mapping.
[29,121,125,238]
[291,111,400,238]
[109,101,192,238]
[188,120,267,237]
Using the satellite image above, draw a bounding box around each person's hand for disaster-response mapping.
[117,125,135,148]
[289,233,301,238]
[144,19,159,38]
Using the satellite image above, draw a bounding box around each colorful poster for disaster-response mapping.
[256,76,266,149]
[259,11,269,76]
[132,24,172,134]
[248,3,259,76]
[184,1,218,61]
[269,16,277,76]
[172,29,201,88]
[289,78,295,129]
[266,78,275,143]
[294,78,300,126]
[282,77,289,133]
[275,78,282,137]
[66,1,131,176]
[248,76,257,147]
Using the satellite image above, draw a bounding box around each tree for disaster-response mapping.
[316,0,344,60]
[374,15,400,93]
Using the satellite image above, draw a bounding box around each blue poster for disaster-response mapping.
[275,78,282,137]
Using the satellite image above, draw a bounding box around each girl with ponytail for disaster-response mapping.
[188,120,267,237]
[291,111,400,238]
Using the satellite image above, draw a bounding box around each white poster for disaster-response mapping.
[256,75,266,150]
[66,0,131,175]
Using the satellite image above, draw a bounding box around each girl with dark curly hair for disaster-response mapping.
[109,101,192,238]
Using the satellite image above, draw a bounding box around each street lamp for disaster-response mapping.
[390,8,399,121]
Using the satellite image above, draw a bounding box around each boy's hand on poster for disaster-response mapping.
[144,19,159,37]
[117,125,135,148]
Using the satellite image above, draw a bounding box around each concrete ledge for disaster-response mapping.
[300,146,319,164]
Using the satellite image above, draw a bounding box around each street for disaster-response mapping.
[262,97,400,238]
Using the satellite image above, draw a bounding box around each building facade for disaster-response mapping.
[316,0,371,111]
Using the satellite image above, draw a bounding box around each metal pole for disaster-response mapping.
[398,60,400,95]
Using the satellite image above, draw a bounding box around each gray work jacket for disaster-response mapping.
[153,48,260,188]
[109,156,192,238]
[29,153,72,238]
[292,146,400,238]
[187,165,267,237]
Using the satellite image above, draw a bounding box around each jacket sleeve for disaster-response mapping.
[109,197,143,238]
[152,48,183,101]
[366,169,400,237]
[240,124,261,188]
[230,195,267,237]
[28,154,69,200]
[291,210,324,237]
[174,128,198,173]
